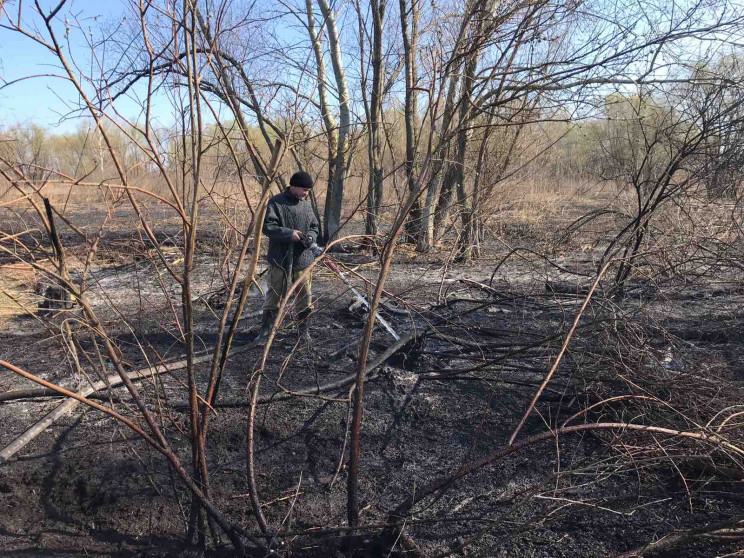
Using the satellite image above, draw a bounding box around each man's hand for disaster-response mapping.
[291,230,314,249]
[298,232,313,248]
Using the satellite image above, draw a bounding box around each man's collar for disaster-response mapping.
[285,188,303,201]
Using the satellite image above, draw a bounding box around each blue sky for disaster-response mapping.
[0,0,278,135]
[0,1,137,133]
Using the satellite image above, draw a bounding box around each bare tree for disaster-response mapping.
[399,0,423,244]
[595,80,744,296]
[314,0,352,243]
[356,0,388,243]
[3,0,744,556]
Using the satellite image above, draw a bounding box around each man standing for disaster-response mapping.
[256,171,321,343]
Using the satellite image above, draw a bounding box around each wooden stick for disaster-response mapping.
[391,421,744,520]
[0,345,250,464]
[508,261,613,446]
[0,360,161,456]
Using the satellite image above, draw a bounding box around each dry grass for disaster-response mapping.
[0,178,267,211]
[0,181,107,205]
[0,264,38,329]
[485,178,614,227]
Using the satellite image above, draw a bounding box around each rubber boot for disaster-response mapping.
[298,308,312,344]
[256,310,276,344]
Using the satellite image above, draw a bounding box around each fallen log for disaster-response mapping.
[0,388,121,403]
[172,331,421,409]
[261,330,420,402]
[2,331,420,461]
[0,345,251,464]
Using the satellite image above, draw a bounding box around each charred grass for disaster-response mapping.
[0,197,743,557]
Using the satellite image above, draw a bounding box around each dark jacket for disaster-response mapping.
[263,189,320,271]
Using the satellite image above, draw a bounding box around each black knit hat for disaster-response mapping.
[289,171,313,189]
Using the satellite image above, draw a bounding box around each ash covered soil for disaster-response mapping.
[0,203,743,557]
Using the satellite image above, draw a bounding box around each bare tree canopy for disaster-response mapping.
[1,0,744,556]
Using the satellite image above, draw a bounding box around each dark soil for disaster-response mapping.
[1,203,743,557]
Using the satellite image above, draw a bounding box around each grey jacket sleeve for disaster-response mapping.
[306,209,320,245]
[263,201,294,241]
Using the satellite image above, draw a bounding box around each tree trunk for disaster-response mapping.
[417,163,442,252]
[306,0,338,242]
[400,0,422,243]
[318,0,351,243]
[452,1,490,263]
[363,0,386,245]
[419,70,461,251]
[462,118,493,260]
[434,156,459,240]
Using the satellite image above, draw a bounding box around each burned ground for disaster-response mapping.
[1,201,743,557]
